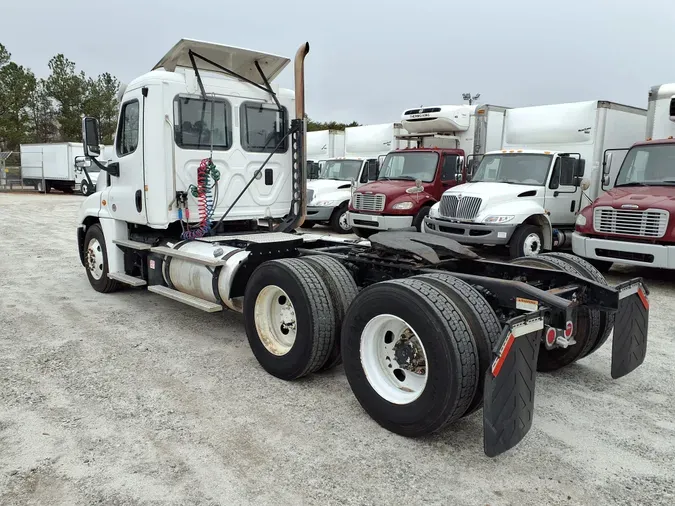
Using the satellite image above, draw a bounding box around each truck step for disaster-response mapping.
[107,272,147,287]
[147,285,222,312]
[113,239,153,250]
[150,246,228,267]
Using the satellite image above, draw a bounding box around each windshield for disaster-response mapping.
[615,144,675,186]
[319,160,362,180]
[378,152,438,182]
[471,153,553,185]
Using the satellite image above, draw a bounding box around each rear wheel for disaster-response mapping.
[341,278,478,436]
[330,204,352,234]
[83,224,120,293]
[509,224,544,258]
[352,227,376,239]
[302,255,358,371]
[510,255,599,371]
[243,258,336,380]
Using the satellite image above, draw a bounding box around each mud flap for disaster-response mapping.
[611,279,649,379]
[483,312,544,457]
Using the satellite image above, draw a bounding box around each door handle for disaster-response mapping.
[135,190,143,213]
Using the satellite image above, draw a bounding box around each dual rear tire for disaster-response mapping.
[243,259,499,436]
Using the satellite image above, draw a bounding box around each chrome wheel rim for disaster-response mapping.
[86,238,104,280]
[339,212,350,231]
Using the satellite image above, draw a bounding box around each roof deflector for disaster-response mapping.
[153,39,290,85]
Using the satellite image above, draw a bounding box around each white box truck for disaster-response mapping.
[73,38,649,458]
[20,142,101,195]
[307,129,345,164]
[424,100,647,257]
[304,122,409,233]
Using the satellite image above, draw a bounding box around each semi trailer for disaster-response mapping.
[75,38,649,457]
[306,129,345,170]
[424,101,647,258]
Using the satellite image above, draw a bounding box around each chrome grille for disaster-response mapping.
[353,193,385,212]
[593,207,669,238]
[307,189,315,204]
[439,195,482,220]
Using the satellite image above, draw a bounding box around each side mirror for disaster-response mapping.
[580,178,591,191]
[455,172,463,183]
[603,153,613,176]
[82,117,101,157]
[603,174,611,186]
[74,155,91,168]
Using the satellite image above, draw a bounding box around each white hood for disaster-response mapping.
[307,179,352,193]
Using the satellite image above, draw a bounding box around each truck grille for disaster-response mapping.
[593,207,669,238]
[439,195,482,220]
[353,193,385,212]
[307,189,314,204]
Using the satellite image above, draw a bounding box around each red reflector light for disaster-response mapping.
[564,321,574,338]
[546,328,556,346]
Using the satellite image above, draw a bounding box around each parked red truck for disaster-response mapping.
[347,104,508,238]
[573,83,675,269]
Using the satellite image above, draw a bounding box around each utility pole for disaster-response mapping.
[462,93,481,105]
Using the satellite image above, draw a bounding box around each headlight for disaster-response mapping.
[575,214,587,226]
[483,215,514,224]
[392,201,414,210]
[428,203,440,218]
[314,200,338,207]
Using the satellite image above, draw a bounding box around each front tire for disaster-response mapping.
[80,181,91,196]
[330,204,352,234]
[341,278,479,436]
[412,206,431,232]
[509,224,544,258]
[83,224,120,293]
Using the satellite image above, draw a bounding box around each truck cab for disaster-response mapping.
[304,157,379,233]
[424,149,585,256]
[573,138,675,269]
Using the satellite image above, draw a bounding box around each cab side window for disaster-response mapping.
[116,100,139,157]
[441,154,458,181]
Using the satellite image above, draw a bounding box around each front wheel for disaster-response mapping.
[83,224,120,293]
[80,181,91,196]
[412,206,431,231]
[509,224,544,258]
[330,205,352,234]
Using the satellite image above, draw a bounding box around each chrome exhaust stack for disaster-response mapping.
[293,42,309,229]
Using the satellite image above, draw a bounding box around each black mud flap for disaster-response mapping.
[483,312,544,457]
[611,279,649,379]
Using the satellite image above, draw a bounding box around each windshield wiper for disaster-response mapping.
[615,182,646,187]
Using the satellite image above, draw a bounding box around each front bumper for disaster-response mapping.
[424,216,518,245]
[306,206,335,222]
[347,212,413,230]
[572,232,675,269]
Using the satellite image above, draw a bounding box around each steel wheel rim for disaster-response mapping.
[339,211,350,231]
[86,238,104,280]
[523,233,541,256]
[82,182,88,194]
[254,285,297,356]
[360,314,428,405]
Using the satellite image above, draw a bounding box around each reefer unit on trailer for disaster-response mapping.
[424,100,647,257]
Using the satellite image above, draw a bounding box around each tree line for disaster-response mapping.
[0,42,120,152]
[0,41,359,153]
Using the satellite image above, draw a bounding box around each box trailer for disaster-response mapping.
[307,129,345,164]
[20,142,101,195]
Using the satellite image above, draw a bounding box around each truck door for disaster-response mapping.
[544,156,578,226]
[106,92,147,224]
[440,153,459,189]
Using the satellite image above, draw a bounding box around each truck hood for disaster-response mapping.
[308,179,352,192]
[444,182,542,206]
[355,179,435,199]
[593,185,675,210]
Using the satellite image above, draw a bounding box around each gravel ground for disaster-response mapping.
[0,192,674,506]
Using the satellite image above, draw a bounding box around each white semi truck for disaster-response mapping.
[20,142,101,195]
[304,123,409,233]
[75,38,649,457]
[424,100,647,257]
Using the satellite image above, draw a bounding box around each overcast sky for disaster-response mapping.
[3,1,675,124]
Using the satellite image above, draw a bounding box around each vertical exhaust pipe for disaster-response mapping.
[294,42,310,228]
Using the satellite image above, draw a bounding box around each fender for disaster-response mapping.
[482,200,553,250]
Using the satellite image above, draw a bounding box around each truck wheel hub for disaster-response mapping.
[254,285,297,356]
[86,238,104,280]
[523,233,541,255]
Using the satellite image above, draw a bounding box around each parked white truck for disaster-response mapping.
[304,122,409,233]
[20,142,100,195]
[424,100,647,257]
[74,38,650,458]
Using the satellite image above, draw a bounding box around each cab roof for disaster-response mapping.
[153,39,290,85]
